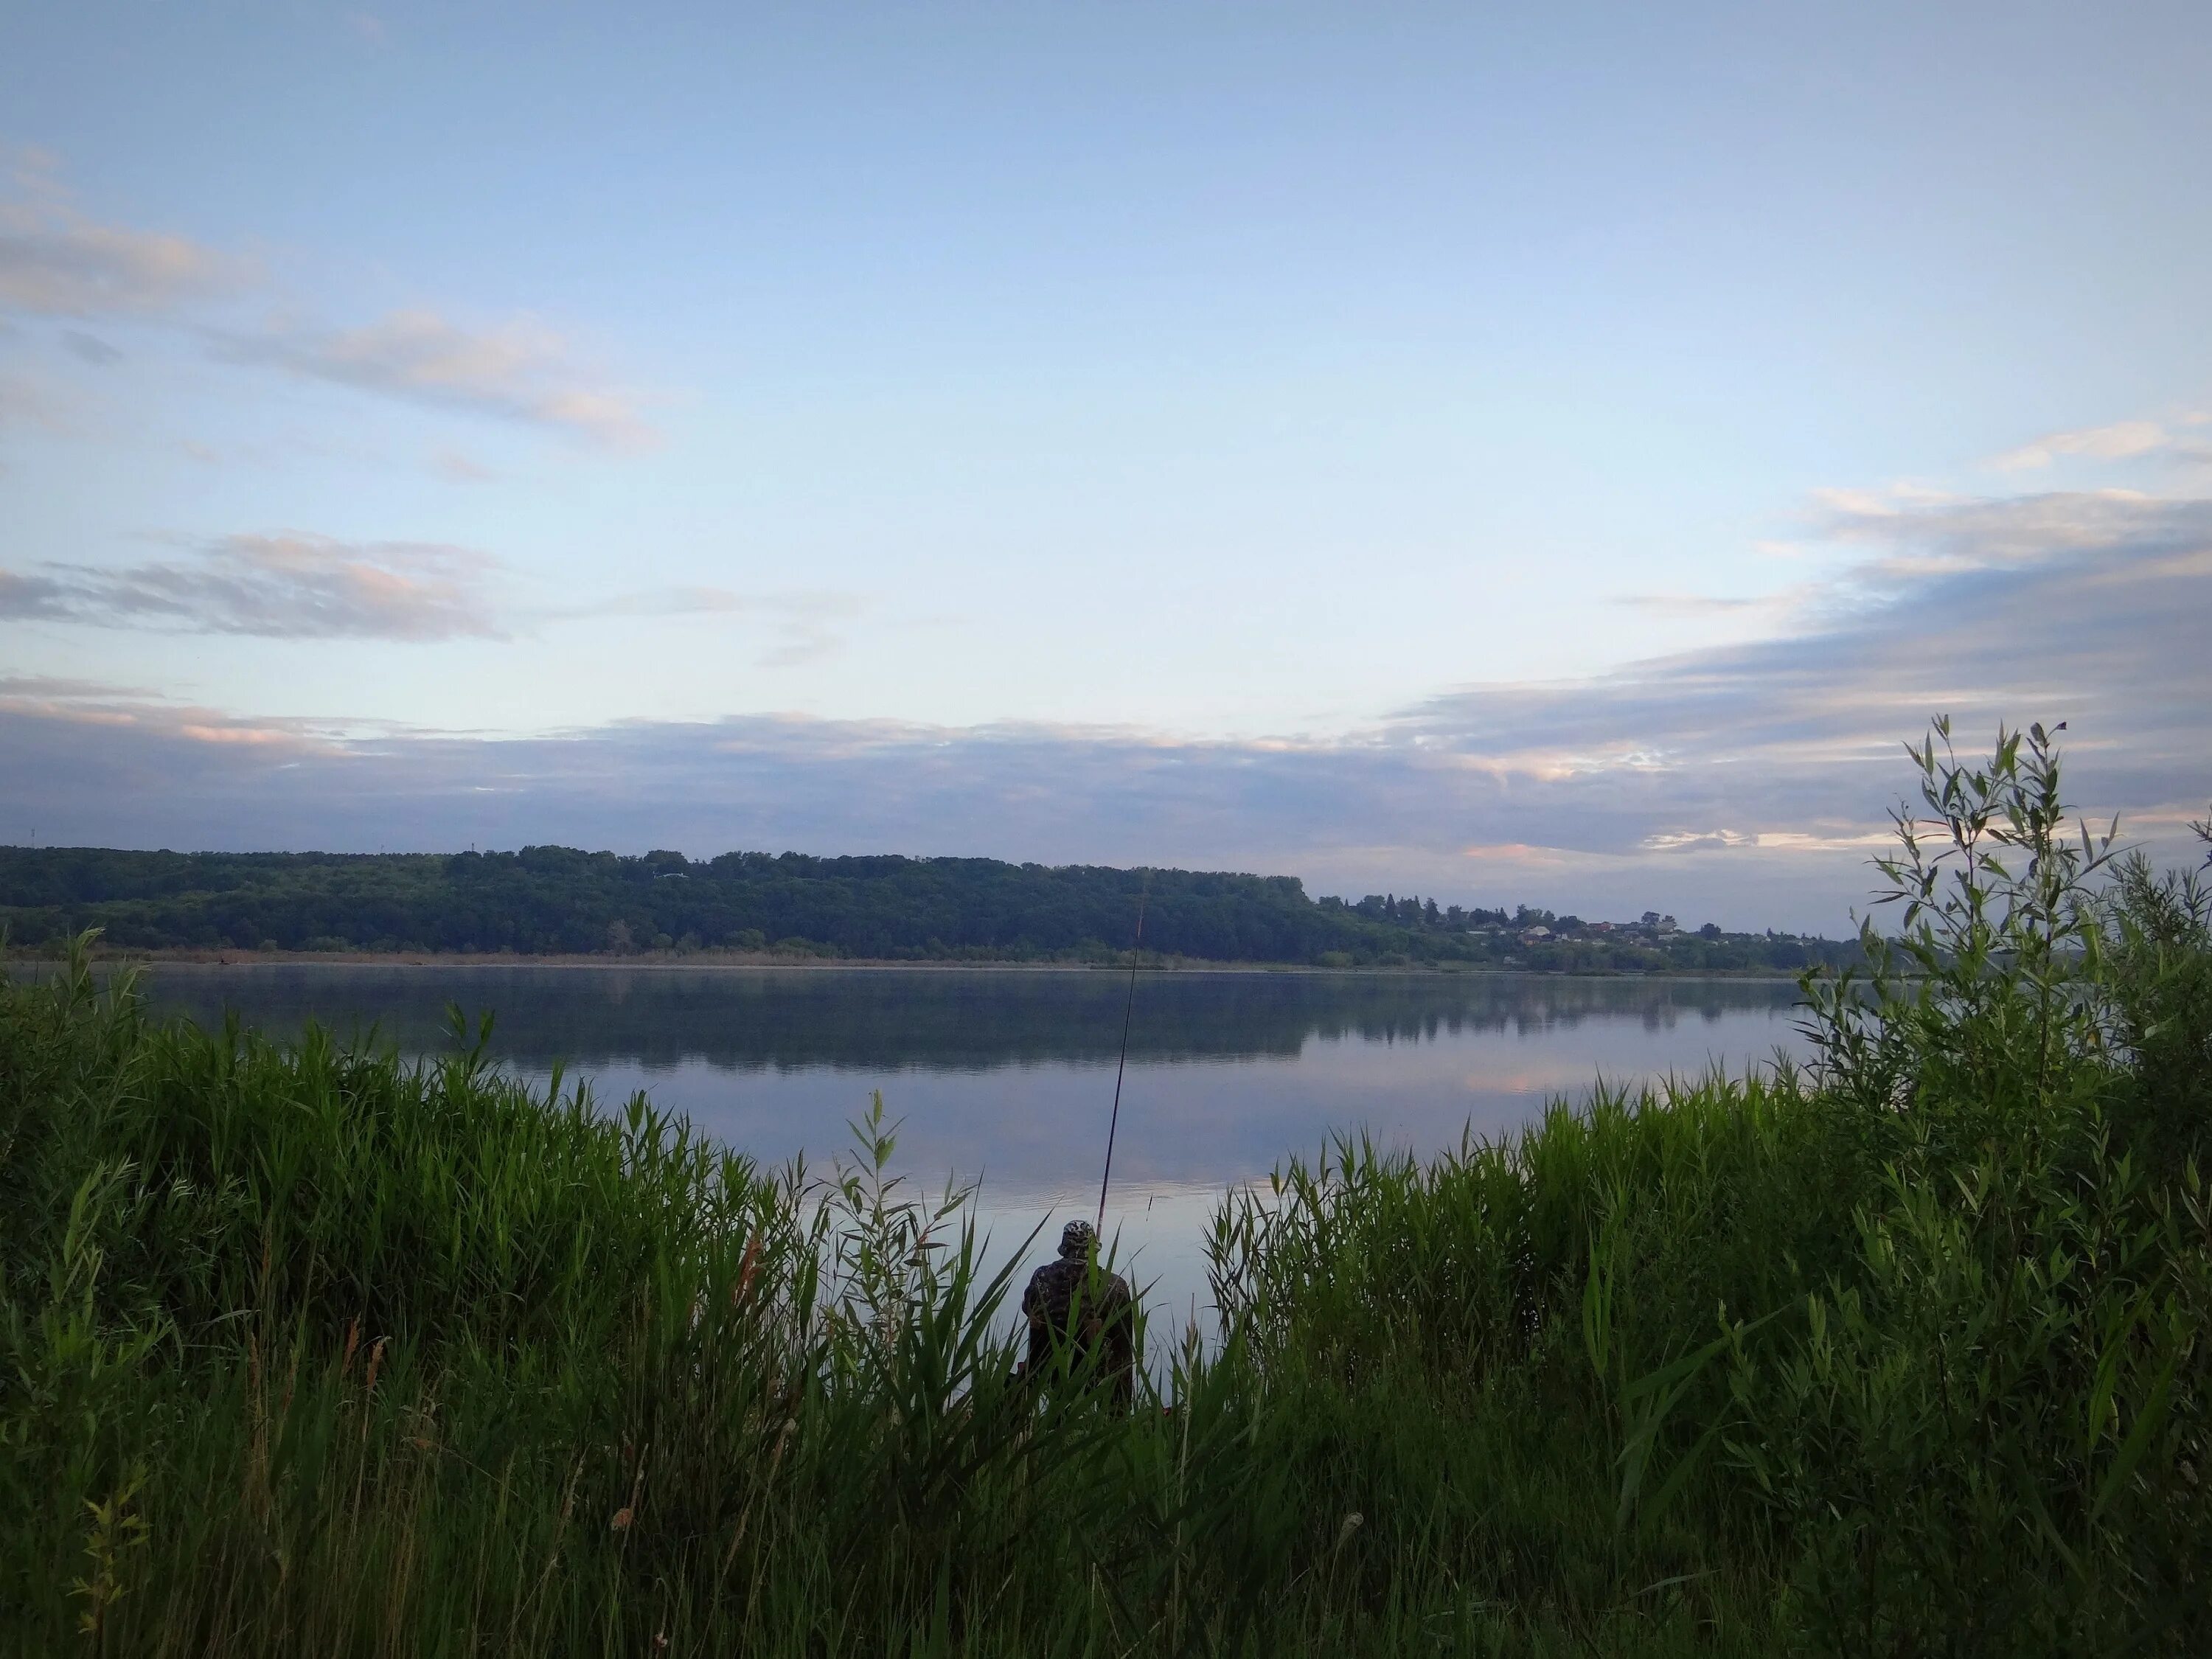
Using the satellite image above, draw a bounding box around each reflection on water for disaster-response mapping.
[128,963,1812,1339]
[133,962,1795,1068]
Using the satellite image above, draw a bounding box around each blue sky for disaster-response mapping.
[4,1,2209,929]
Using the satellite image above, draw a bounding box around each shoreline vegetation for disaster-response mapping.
[4,722,2209,1652]
[4,945,1823,980]
[0,844,1857,977]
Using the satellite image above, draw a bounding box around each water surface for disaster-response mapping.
[133,963,1812,1336]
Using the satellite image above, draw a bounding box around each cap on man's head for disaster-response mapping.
[1059,1220,1096,1259]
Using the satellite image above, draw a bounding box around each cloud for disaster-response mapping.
[2,484,2205,933]
[0,671,333,731]
[1615,585,1815,622]
[0,371,75,434]
[1809,484,2212,589]
[2,161,654,452]
[0,187,251,319]
[212,310,654,446]
[430,448,496,484]
[0,535,507,640]
[0,672,161,703]
[585,586,866,667]
[1992,418,2212,473]
[1395,489,2211,871]
[60,330,121,366]
[1,532,860,661]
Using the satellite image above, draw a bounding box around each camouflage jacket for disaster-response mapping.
[1021,1256,1135,1402]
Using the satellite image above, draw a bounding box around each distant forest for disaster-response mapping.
[0,846,1857,974]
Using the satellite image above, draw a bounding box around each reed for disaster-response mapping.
[1,722,2206,1654]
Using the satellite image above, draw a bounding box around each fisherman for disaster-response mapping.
[1020,1220,1135,1411]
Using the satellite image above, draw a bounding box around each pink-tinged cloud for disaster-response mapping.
[4,165,658,453]
[2,532,865,661]
[213,309,654,446]
[0,191,251,318]
[0,535,507,641]
[0,370,80,436]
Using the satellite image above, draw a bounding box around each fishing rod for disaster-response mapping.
[1096,868,1151,1233]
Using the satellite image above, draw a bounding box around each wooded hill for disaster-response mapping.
[0,845,1852,972]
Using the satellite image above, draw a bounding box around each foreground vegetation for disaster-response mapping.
[2,722,2207,1653]
[0,844,1852,973]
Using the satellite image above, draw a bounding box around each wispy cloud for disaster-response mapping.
[2,159,655,451]
[0,167,253,318]
[0,535,507,640]
[430,448,496,484]
[1,533,860,661]
[1992,416,2212,473]
[60,330,122,366]
[1615,585,1815,622]
[212,309,655,446]
[585,587,866,667]
[0,371,77,435]
[1811,484,2212,583]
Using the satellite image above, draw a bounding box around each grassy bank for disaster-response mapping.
[3,724,2208,1654]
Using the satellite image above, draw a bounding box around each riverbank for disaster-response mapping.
[2,943,1816,980]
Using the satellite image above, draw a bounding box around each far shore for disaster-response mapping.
[5,946,1812,981]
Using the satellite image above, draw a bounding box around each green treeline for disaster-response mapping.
[0,844,1851,972]
[1,723,2208,1652]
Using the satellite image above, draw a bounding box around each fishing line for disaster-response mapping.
[1096,868,1151,1232]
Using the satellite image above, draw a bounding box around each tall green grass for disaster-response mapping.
[2,720,2208,1654]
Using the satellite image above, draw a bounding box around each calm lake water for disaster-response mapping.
[128,963,1812,1339]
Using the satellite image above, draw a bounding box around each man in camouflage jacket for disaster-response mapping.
[1020,1220,1135,1411]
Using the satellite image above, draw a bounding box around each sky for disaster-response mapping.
[3,1,2209,932]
